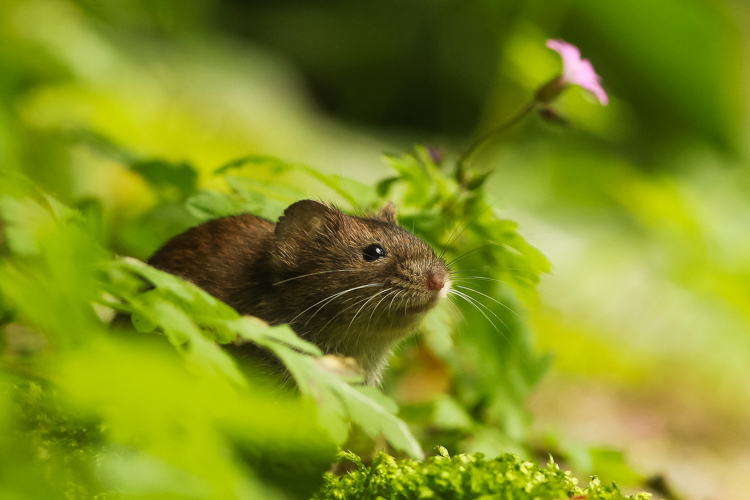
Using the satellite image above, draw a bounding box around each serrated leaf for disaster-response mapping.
[115,258,231,313]
[231,317,322,356]
[337,381,422,458]
[247,332,423,458]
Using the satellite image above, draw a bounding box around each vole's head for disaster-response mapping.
[270,200,450,367]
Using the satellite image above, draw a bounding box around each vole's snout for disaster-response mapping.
[427,269,446,292]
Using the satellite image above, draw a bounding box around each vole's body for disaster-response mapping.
[148,200,450,384]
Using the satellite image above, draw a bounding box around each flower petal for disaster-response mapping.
[546,39,582,81]
[570,59,609,105]
[546,38,609,105]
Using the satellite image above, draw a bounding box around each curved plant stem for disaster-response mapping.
[458,99,539,172]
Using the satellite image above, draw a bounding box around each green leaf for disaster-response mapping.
[215,155,295,176]
[226,175,307,203]
[353,385,399,414]
[185,191,248,220]
[226,314,422,457]
[130,159,199,201]
[231,317,322,356]
[466,170,493,191]
[334,380,422,458]
[131,311,157,333]
[590,447,644,487]
[0,196,58,255]
[376,176,399,197]
[103,258,246,385]
[216,154,379,211]
[431,395,474,431]
[298,170,378,210]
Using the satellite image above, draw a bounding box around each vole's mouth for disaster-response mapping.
[404,296,440,315]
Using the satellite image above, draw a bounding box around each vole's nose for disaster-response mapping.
[426,269,446,291]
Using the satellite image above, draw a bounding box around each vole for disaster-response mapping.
[148,200,451,385]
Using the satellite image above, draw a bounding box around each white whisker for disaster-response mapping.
[449,289,503,335]
[348,288,394,348]
[445,296,467,326]
[368,288,398,328]
[318,296,371,337]
[453,285,522,319]
[289,283,381,326]
[273,269,358,286]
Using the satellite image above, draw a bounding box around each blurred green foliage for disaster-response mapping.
[0,107,568,496]
[0,137,556,497]
[2,0,748,498]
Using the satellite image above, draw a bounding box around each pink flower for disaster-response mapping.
[540,39,608,105]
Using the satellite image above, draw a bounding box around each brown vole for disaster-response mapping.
[148,200,451,384]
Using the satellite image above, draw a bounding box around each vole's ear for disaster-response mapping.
[275,199,336,241]
[377,201,399,226]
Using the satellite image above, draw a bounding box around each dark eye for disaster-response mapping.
[362,244,386,262]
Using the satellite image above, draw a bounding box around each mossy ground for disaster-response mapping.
[315,449,651,500]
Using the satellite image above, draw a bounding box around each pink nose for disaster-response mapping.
[427,270,446,292]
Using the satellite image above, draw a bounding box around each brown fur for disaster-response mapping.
[148,200,450,384]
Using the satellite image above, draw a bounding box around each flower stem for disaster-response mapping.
[457,99,538,172]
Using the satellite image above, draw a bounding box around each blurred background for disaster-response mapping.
[2,0,749,498]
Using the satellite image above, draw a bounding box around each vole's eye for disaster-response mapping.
[362,244,386,262]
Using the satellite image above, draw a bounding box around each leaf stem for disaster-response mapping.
[458,99,539,173]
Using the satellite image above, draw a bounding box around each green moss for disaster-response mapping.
[314,448,651,500]
[4,382,112,499]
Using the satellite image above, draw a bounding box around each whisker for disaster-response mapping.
[273,269,358,286]
[450,274,545,289]
[445,296,467,326]
[448,289,504,337]
[374,289,401,327]
[446,242,546,269]
[449,267,536,274]
[450,276,510,284]
[439,200,499,259]
[453,285,522,319]
[289,283,381,326]
[449,290,534,364]
[304,292,355,328]
[367,288,398,328]
[446,241,503,266]
[318,295,372,337]
[308,284,391,328]
[348,288,394,348]
[450,289,512,334]
[388,290,404,317]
